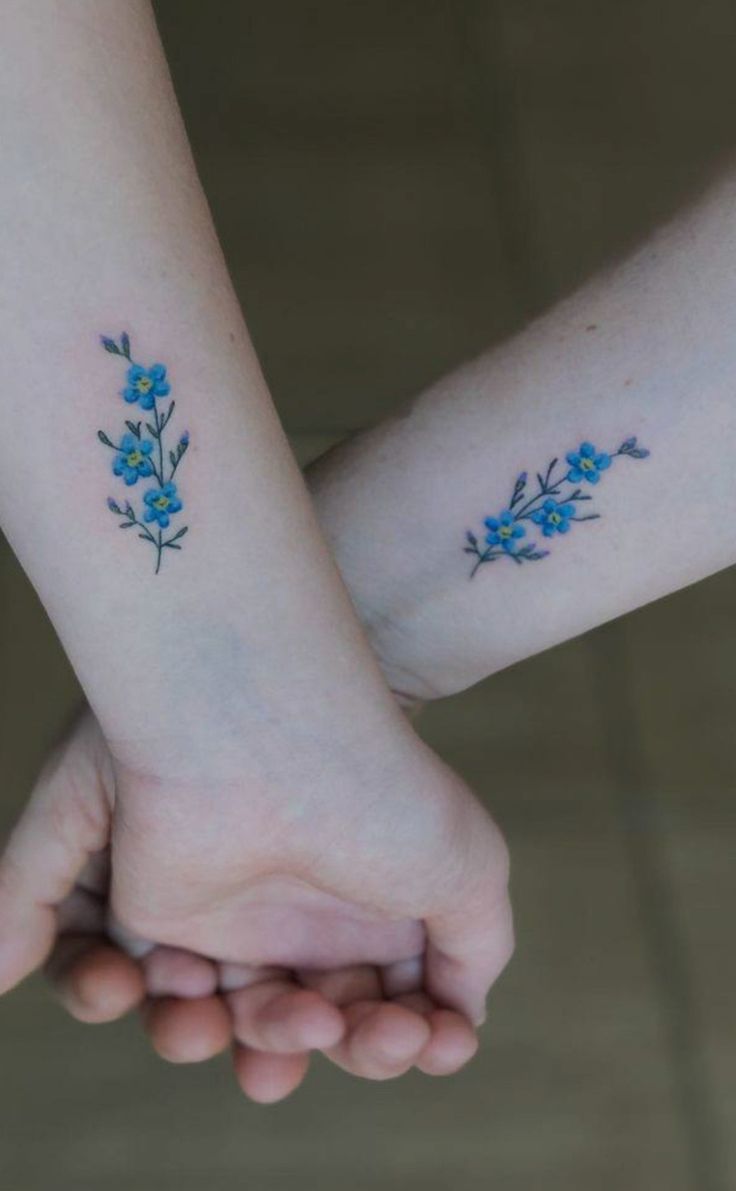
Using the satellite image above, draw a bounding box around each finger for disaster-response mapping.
[45,934,145,1024]
[142,947,219,999]
[425,828,514,1025]
[143,995,232,1063]
[298,964,382,1005]
[0,718,112,993]
[227,979,344,1054]
[233,1045,310,1104]
[324,1000,430,1080]
[217,963,287,993]
[392,993,479,1076]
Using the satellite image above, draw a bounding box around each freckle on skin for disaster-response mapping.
[624,378,632,386]
[229,331,235,343]
[586,324,597,331]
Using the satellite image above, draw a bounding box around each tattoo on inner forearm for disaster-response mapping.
[464,436,649,579]
[97,333,189,574]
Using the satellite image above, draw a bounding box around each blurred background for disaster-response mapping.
[2,2,736,1187]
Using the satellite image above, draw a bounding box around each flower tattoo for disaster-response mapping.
[98,333,189,573]
[464,436,649,578]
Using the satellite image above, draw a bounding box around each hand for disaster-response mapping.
[0,708,513,1101]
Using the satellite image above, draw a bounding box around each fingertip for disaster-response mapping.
[145,995,232,1064]
[342,1001,431,1079]
[66,945,145,1023]
[233,1046,309,1105]
[415,1010,479,1076]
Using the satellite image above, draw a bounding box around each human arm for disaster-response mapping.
[0,0,511,1034]
[308,169,736,702]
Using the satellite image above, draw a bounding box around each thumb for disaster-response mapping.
[0,713,113,994]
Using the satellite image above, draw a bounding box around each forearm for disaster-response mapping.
[309,170,736,698]
[0,1,397,770]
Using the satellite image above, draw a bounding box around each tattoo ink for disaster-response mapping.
[97,333,189,574]
[465,437,649,578]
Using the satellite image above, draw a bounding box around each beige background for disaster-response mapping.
[2,2,736,1188]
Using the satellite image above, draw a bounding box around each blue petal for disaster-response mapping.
[559,503,575,517]
[499,510,513,525]
[143,489,157,505]
[484,517,500,531]
[158,512,170,528]
[127,365,145,383]
[153,381,171,397]
[139,460,153,477]
[120,433,135,451]
[139,393,156,410]
[143,508,156,522]
[140,440,154,455]
[557,521,571,533]
[586,471,600,485]
[149,364,167,381]
[112,458,125,476]
[122,388,139,404]
[531,511,545,524]
[566,452,581,466]
[511,524,525,539]
[567,467,584,483]
[485,532,500,546]
[580,441,596,457]
[123,470,137,486]
[543,498,557,512]
[542,524,556,537]
[162,482,176,497]
[596,453,611,470]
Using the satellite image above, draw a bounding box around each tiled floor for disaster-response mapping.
[1,3,736,1187]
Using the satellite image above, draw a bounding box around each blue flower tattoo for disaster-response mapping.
[484,510,526,551]
[464,435,649,578]
[122,362,171,410]
[98,333,190,573]
[112,433,155,486]
[143,482,183,528]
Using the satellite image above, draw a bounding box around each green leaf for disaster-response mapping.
[167,526,188,544]
[161,400,175,428]
[100,336,119,355]
[169,450,177,468]
[125,420,141,438]
[97,430,115,447]
[119,521,134,529]
[121,332,131,358]
[145,422,159,438]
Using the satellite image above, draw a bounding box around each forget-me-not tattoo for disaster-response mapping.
[97,333,189,574]
[464,436,649,578]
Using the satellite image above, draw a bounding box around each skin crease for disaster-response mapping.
[0,709,509,1103]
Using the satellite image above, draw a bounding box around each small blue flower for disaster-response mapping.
[566,441,611,485]
[531,498,575,537]
[143,481,182,528]
[484,509,526,552]
[180,431,190,447]
[112,433,154,486]
[121,363,170,410]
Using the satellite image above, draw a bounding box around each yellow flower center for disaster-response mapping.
[154,495,169,510]
[580,457,595,471]
[126,450,143,467]
[136,376,153,394]
[549,512,561,525]
[498,524,513,539]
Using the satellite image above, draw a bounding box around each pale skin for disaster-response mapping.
[0,0,513,1102]
[3,1,736,1106]
[20,159,736,1100]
